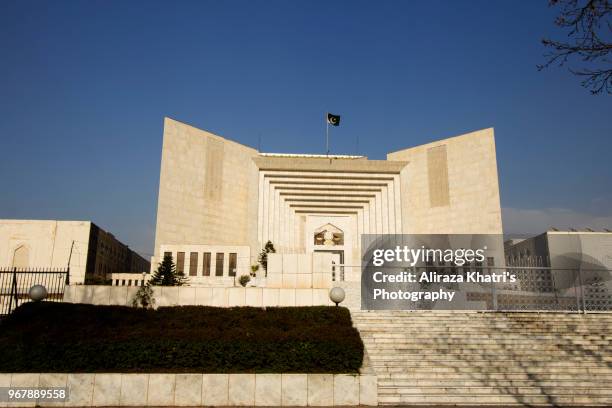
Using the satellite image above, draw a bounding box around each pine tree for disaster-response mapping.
[150,254,188,286]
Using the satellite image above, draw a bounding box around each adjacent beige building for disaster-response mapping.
[505,230,612,307]
[0,219,150,284]
[153,118,503,285]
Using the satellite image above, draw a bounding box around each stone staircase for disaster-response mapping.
[351,310,612,406]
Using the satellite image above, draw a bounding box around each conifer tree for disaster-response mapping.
[150,254,188,286]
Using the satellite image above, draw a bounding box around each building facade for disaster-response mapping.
[506,230,612,270]
[0,219,150,284]
[153,118,503,285]
[505,230,612,308]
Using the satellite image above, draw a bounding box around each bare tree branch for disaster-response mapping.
[539,0,612,94]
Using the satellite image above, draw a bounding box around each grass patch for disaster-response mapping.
[0,302,363,373]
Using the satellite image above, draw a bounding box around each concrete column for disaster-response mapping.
[380,185,389,234]
[374,191,383,235]
[385,181,394,234]
[257,172,265,245]
[393,175,403,233]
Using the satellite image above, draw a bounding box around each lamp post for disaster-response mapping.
[29,285,48,302]
[329,287,345,306]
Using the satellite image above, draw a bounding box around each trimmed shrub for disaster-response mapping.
[0,302,363,373]
[131,285,155,308]
[239,275,251,287]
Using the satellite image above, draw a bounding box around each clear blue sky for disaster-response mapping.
[1,0,611,257]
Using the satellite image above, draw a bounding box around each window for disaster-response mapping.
[177,252,185,275]
[203,252,211,276]
[189,252,198,276]
[229,253,237,277]
[164,251,172,259]
[215,253,224,276]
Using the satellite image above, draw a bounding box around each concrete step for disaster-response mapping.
[353,311,612,317]
[370,361,612,370]
[377,372,612,380]
[355,323,612,330]
[359,333,612,340]
[366,349,611,356]
[353,314,612,320]
[354,319,612,324]
[377,394,612,405]
[359,327,611,333]
[372,366,612,374]
[368,355,612,363]
[379,379,612,387]
[353,314,612,319]
[378,386,612,396]
[364,335,610,340]
[352,310,612,406]
[366,345,610,353]
[361,338,610,345]
[355,325,612,331]
[354,320,612,325]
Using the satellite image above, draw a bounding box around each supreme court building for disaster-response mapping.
[153,118,503,287]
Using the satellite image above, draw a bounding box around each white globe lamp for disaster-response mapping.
[329,287,345,306]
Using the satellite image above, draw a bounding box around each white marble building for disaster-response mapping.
[153,118,503,287]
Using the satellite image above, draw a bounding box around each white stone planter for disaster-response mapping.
[0,373,377,406]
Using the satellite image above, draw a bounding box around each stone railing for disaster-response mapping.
[0,373,377,406]
[63,285,336,307]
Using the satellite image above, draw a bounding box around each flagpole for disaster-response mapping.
[326,112,329,156]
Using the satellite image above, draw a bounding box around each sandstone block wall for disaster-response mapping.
[388,128,503,234]
[154,118,260,264]
[0,220,91,284]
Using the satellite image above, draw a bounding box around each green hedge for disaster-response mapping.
[0,302,363,373]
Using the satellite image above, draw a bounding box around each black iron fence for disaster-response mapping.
[0,267,69,317]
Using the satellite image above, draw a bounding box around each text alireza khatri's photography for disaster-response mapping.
[0,1,611,407]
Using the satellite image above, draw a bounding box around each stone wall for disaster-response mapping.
[153,118,260,265]
[388,128,503,234]
[267,253,338,288]
[0,220,91,284]
[63,285,335,307]
[0,373,377,407]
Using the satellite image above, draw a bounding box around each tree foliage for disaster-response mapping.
[238,275,251,287]
[258,241,276,276]
[149,254,188,286]
[131,285,155,308]
[539,0,612,94]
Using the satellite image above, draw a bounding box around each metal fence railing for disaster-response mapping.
[0,267,69,317]
[353,264,612,313]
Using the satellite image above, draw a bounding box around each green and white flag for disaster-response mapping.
[327,113,341,126]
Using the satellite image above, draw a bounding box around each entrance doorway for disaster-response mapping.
[314,250,344,281]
